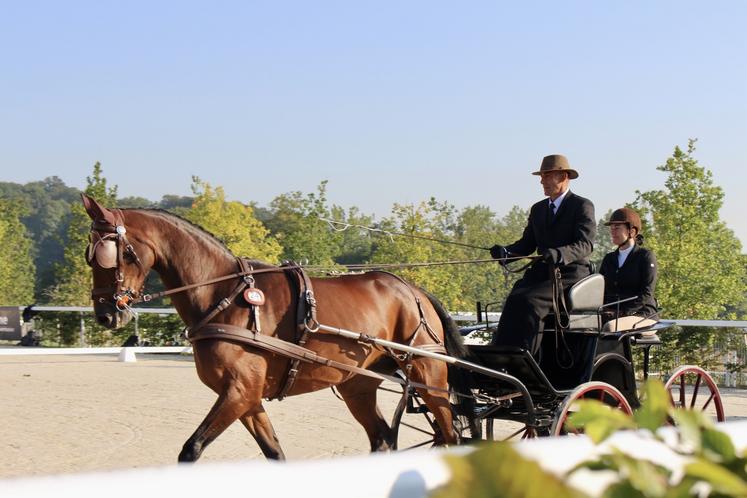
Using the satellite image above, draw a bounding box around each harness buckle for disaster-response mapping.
[303,317,320,333]
[305,290,316,307]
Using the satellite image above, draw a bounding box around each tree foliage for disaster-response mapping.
[368,199,528,311]
[185,177,282,262]
[633,140,745,367]
[264,181,342,266]
[591,209,616,269]
[0,200,35,304]
[371,199,465,308]
[635,140,744,320]
[0,177,80,301]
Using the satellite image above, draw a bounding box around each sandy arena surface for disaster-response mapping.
[1,354,746,479]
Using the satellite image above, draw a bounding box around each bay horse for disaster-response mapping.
[81,194,471,461]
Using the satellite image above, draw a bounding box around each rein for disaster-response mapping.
[89,211,539,308]
[132,255,540,304]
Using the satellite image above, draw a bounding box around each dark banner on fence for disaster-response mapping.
[0,307,22,340]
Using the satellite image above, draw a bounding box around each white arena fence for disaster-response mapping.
[2,306,746,384]
[3,420,747,498]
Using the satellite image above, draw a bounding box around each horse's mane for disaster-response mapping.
[123,208,277,269]
[126,208,233,255]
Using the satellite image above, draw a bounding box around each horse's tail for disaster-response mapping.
[423,291,478,440]
[422,291,467,359]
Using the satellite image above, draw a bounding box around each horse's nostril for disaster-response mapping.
[97,314,113,327]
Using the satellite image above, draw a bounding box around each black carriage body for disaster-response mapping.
[399,274,659,440]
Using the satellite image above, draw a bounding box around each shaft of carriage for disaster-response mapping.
[315,323,538,429]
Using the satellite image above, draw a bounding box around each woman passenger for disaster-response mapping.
[599,207,658,333]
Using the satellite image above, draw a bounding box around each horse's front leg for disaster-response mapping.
[178,381,254,463]
[239,405,286,460]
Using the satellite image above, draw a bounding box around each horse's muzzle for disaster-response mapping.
[94,302,132,329]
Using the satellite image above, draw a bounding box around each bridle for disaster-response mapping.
[87,211,146,312]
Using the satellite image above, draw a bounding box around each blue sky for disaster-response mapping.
[1,1,745,244]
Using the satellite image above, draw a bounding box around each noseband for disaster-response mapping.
[87,211,145,311]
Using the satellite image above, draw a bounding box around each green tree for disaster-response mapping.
[591,209,616,269]
[0,177,80,301]
[264,181,342,266]
[48,162,118,306]
[455,204,528,314]
[633,140,745,368]
[371,199,466,309]
[117,196,156,208]
[329,205,375,265]
[185,177,282,262]
[0,200,35,304]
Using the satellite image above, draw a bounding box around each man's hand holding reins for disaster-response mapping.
[490,245,510,266]
[540,248,561,265]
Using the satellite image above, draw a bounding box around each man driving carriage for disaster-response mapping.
[489,154,596,354]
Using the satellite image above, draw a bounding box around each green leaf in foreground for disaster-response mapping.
[432,443,587,498]
[684,459,747,497]
[567,400,635,443]
[634,380,670,432]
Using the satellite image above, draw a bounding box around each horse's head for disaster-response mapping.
[82,194,154,329]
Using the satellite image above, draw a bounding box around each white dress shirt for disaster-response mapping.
[618,244,634,267]
[549,189,570,215]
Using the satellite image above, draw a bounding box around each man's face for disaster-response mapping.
[540,171,569,199]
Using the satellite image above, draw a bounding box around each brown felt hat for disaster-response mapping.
[531,154,579,179]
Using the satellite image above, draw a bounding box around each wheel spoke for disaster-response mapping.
[666,367,725,423]
[690,374,702,409]
[679,375,686,406]
[702,393,715,412]
[502,426,527,441]
[403,439,436,450]
[400,421,435,436]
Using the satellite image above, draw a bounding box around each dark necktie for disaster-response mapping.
[550,201,557,217]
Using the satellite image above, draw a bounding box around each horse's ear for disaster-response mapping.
[81,193,115,224]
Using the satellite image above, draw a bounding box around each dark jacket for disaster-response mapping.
[506,191,596,282]
[599,244,658,318]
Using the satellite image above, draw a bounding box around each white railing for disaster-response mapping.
[2,306,745,365]
[3,420,747,498]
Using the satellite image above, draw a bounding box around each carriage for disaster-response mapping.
[80,194,726,460]
[389,273,726,447]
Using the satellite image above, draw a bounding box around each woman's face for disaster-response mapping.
[609,223,632,246]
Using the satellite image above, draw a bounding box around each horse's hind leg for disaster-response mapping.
[409,359,458,445]
[337,375,395,452]
[178,382,254,463]
[239,405,285,460]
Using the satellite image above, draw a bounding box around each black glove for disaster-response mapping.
[540,248,561,265]
[490,245,509,265]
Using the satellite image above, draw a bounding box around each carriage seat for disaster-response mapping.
[565,273,604,331]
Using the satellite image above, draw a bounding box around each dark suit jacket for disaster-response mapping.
[599,245,658,318]
[506,191,596,282]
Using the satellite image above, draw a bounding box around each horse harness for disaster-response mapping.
[185,262,447,401]
[87,209,146,311]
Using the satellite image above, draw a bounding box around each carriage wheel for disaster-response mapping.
[664,366,725,422]
[484,418,542,441]
[389,386,475,449]
[389,387,444,450]
[550,381,633,436]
